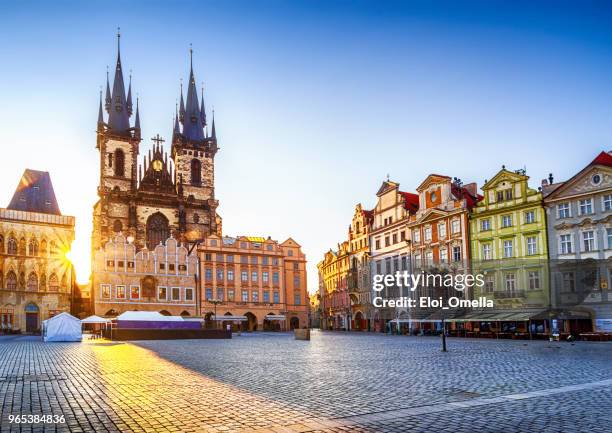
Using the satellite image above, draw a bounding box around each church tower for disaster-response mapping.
[93,31,141,252]
[171,48,218,205]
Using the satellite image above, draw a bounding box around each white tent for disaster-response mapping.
[81,315,110,324]
[116,311,185,322]
[42,312,82,342]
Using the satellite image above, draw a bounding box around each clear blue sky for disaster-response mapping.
[1,1,612,288]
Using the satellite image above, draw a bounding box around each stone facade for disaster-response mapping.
[92,234,198,317]
[0,170,75,333]
[347,204,373,330]
[318,241,351,330]
[197,235,309,331]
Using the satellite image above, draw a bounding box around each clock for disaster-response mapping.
[152,160,163,172]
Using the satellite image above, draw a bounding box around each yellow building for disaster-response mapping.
[0,170,75,333]
[198,235,308,331]
[318,241,351,330]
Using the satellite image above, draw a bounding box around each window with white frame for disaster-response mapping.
[413,229,420,243]
[185,288,194,302]
[560,234,573,254]
[425,251,433,265]
[452,246,461,262]
[526,236,537,256]
[503,240,513,258]
[482,243,492,260]
[504,273,516,292]
[481,219,491,231]
[438,223,446,238]
[528,271,540,290]
[562,272,575,292]
[451,219,460,234]
[558,203,570,219]
[502,215,512,228]
[158,286,167,300]
[582,230,595,252]
[439,248,447,263]
[171,287,181,301]
[604,194,612,211]
[607,228,612,249]
[524,210,535,224]
[579,198,593,215]
[484,274,494,293]
[101,284,111,299]
[116,285,126,299]
[414,254,421,268]
[424,226,432,241]
[130,285,140,300]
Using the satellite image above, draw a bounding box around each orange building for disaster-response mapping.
[197,235,308,331]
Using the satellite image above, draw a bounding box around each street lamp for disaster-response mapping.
[209,298,222,329]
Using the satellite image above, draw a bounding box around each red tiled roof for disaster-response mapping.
[590,151,612,167]
[451,184,481,209]
[400,191,419,212]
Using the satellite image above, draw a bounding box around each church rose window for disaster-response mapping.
[191,159,202,186]
[114,149,125,177]
[146,212,169,250]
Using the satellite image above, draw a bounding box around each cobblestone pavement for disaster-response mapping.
[0,331,611,432]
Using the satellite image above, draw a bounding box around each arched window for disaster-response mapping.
[191,159,202,186]
[6,272,16,290]
[7,237,17,255]
[40,239,47,256]
[28,239,38,256]
[114,149,125,177]
[18,238,26,255]
[61,274,67,290]
[0,235,4,253]
[27,272,38,291]
[48,274,59,292]
[18,272,25,290]
[49,241,58,257]
[146,212,169,250]
[39,273,46,291]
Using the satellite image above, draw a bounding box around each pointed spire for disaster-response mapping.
[134,96,141,137]
[179,80,185,122]
[126,71,133,116]
[97,89,104,127]
[181,45,205,141]
[107,28,131,134]
[105,67,111,112]
[200,84,207,127]
[173,104,180,135]
[211,109,216,139]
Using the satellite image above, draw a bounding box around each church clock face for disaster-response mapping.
[152,160,163,172]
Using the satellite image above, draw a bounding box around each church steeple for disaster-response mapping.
[134,96,141,138]
[179,46,205,142]
[97,90,104,130]
[106,29,132,135]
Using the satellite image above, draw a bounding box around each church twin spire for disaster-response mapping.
[176,46,211,143]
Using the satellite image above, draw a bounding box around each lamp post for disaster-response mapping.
[209,298,222,329]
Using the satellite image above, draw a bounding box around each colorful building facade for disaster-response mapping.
[347,203,373,330]
[318,241,351,330]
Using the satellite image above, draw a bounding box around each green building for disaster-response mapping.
[469,167,550,336]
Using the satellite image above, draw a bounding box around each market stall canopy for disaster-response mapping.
[42,312,82,342]
[81,315,110,324]
[116,311,185,322]
[212,315,247,321]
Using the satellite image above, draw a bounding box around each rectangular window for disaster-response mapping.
[400,231,406,241]
[205,268,212,280]
[482,244,492,260]
[185,288,194,302]
[241,255,248,264]
[294,293,301,305]
[503,240,513,258]
[562,272,575,292]
[452,246,461,262]
[375,239,381,249]
[294,276,300,289]
[496,191,504,202]
[157,286,167,301]
[228,289,235,301]
[392,233,398,244]
[424,226,432,241]
[130,285,140,300]
[242,290,248,302]
[583,231,595,252]
[438,223,446,238]
[451,219,460,233]
[485,275,494,293]
[413,230,420,243]
[251,271,258,282]
[481,219,491,231]
[227,270,234,281]
[273,291,280,303]
[101,284,111,299]
[502,215,512,228]
[241,271,248,282]
[525,211,535,224]
[425,251,433,265]
[116,285,126,299]
[414,255,421,268]
[263,291,270,303]
[272,258,279,266]
[250,256,258,265]
[560,234,573,254]
[505,273,516,292]
[528,271,540,290]
[252,291,259,302]
[216,288,224,301]
[171,287,181,301]
[272,272,279,284]
[216,269,224,281]
[607,228,612,249]
[505,189,513,200]
[204,253,212,261]
[604,194,612,211]
[558,203,570,219]
[439,248,447,264]
[385,236,390,247]
[205,288,213,300]
[262,256,269,265]
[526,236,537,256]
[579,198,593,215]
[262,271,269,283]
[227,255,234,263]
[216,253,224,262]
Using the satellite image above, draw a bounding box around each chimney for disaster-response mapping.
[548,173,554,184]
[463,182,477,196]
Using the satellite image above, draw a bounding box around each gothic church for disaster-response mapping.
[92,34,221,255]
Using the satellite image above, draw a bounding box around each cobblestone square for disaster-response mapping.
[1,331,611,432]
